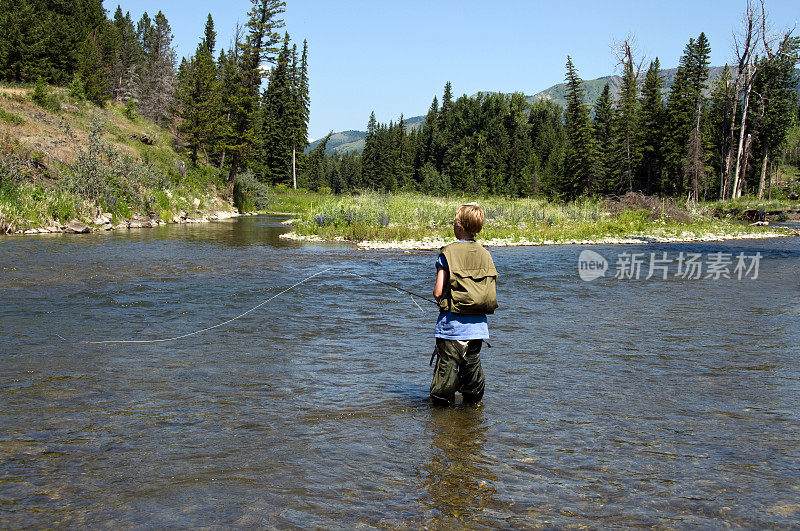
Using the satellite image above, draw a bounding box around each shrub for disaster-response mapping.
[31,77,59,111]
[0,108,24,125]
[31,77,48,106]
[65,115,165,215]
[68,74,86,101]
[233,171,272,212]
[602,192,690,222]
[123,99,137,120]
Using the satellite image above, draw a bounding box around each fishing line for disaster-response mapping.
[407,294,425,313]
[86,267,333,345]
[82,267,437,345]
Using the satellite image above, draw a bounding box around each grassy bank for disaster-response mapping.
[0,83,231,232]
[263,189,797,246]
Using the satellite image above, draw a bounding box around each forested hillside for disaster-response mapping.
[305,15,799,202]
[0,0,309,198]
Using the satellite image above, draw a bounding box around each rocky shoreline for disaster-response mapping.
[280,226,798,250]
[4,209,242,235]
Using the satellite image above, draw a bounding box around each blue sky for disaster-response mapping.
[111,0,798,141]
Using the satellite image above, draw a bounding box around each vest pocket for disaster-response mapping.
[449,274,498,314]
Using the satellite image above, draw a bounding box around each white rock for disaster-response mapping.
[93,213,112,224]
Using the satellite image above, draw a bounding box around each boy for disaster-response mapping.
[430,203,498,405]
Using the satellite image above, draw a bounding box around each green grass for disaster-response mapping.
[0,108,24,125]
[0,177,229,231]
[701,196,800,219]
[264,189,784,244]
[0,181,78,229]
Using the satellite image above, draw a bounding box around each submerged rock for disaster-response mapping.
[64,220,91,234]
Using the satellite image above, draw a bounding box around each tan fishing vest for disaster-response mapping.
[438,241,498,314]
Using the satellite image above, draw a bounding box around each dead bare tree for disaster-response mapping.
[727,0,763,199]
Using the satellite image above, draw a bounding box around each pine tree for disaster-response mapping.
[505,92,533,196]
[289,40,310,188]
[528,98,565,196]
[613,40,642,193]
[76,29,109,104]
[592,83,616,194]
[0,0,39,81]
[109,8,140,102]
[563,56,599,198]
[686,32,711,198]
[304,131,332,190]
[665,34,711,196]
[395,114,414,190]
[258,32,292,184]
[175,14,220,165]
[137,11,176,124]
[0,0,105,84]
[638,59,665,195]
[226,0,286,197]
[362,111,379,188]
[706,65,733,198]
[216,46,240,169]
[420,96,439,167]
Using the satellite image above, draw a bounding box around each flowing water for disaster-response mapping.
[1,216,799,528]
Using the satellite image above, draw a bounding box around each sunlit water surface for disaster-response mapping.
[2,216,799,527]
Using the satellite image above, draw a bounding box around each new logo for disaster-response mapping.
[578,250,608,281]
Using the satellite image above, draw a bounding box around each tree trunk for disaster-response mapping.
[693,103,701,200]
[732,77,752,199]
[767,160,773,200]
[721,66,743,200]
[292,140,297,189]
[737,133,753,197]
[227,150,240,199]
[757,145,769,199]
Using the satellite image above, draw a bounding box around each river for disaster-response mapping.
[1,216,799,527]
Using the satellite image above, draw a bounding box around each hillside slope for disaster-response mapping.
[0,84,231,232]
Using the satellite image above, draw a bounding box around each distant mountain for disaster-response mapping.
[312,67,800,155]
[307,115,427,155]
[528,66,735,109]
[307,130,365,154]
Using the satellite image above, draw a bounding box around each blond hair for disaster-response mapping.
[455,203,484,236]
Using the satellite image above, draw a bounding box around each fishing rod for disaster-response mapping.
[344,270,438,306]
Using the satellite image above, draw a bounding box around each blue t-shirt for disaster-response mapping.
[434,250,489,340]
